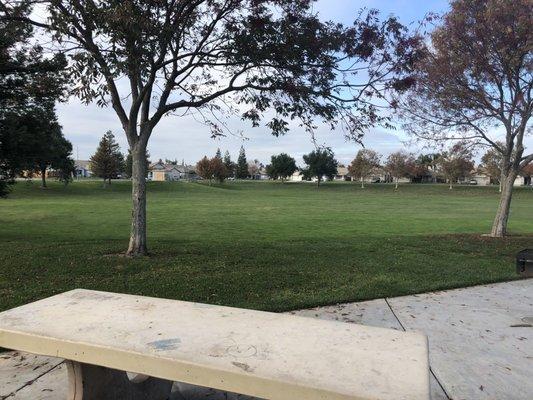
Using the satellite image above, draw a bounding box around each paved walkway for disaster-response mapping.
[1,280,532,399]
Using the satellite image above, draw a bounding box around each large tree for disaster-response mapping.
[0,1,66,195]
[348,149,380,188]
[400,0,532,237]
[302,148,338,187]
[266,153,297,182]
[5,1,420,255]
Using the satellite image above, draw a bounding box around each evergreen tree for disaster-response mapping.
[215,148,222,160]
[223,150,234,178]
[90,131,124,185]
[0,2,66,196]
[236,146,248,179]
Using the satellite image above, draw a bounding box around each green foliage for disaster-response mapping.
[223,150,235,178]
[266,153,297,181]
[236,146,248,179]
[0,2,67,195]
[302,148,338,186]
[90,131,125,183]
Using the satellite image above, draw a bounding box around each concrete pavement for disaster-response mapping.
[1,279,531,400]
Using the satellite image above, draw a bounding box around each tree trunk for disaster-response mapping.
[126,142,148,256]
[40,166,47,188]
[490,170,517,237]
[361,178,364,188]
[395,178,398,190]
[317,177,320,188]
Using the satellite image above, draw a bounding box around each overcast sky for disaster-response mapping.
[56,0,531,166]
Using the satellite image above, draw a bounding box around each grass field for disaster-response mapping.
[0,180,532,312]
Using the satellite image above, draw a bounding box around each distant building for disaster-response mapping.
[74,160,92,178]
[290,170,304,182]
[514,174,532,187]
[460,174,491,186]
[148,160,198,181]
[334,166,351,181]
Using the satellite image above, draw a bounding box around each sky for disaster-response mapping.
[55,0,529,166]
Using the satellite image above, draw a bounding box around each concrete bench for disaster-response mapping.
[0,289,430,400]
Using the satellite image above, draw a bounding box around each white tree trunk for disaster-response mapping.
[126,142,148,256]
[490,170,518,237]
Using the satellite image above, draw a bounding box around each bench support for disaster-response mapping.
[66,361,173,400]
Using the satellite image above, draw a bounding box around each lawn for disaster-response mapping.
[0,180,531,312]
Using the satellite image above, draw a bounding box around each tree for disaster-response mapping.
[223,151,235,178]
[0,2,66,195]
[399,0,532,237]
[125,149,150,179]
[236,147,248,179]
[266,153,297,182]
[479,147,504,191]
[215,148,222,160]
[385,151,410,189]
[437,143,475,189]
[212,157,228,183]
[10,1,421,255]
[196,156,215,184]
[26,107,74,188]
[302,148,338,187]
[348,149,381,188]
[90,131,125,185]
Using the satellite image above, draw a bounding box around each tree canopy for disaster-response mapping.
[399,0,532,236]
[348,149,381,188]
[303,148,338,187]
[266,153,297,182]
[0,1,67,195]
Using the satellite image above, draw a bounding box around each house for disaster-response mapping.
[334,166,351,181]
[467,174,491,186]
[148,160,198,181]
[290,170,304,182]
[514,174,532,187]
[74,160,92,178]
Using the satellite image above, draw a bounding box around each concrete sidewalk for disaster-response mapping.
[1,280,532,399]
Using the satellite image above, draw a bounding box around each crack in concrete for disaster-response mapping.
[2,361,64,400]
[384,297,452,400]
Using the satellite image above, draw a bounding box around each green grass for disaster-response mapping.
[0,180,532,312]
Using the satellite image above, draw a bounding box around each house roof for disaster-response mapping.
[336,167,349,176]
[149,160,195,173]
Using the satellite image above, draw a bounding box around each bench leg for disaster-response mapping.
[66,361,173,400]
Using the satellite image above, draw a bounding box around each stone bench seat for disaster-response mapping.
[0,289,430,400]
